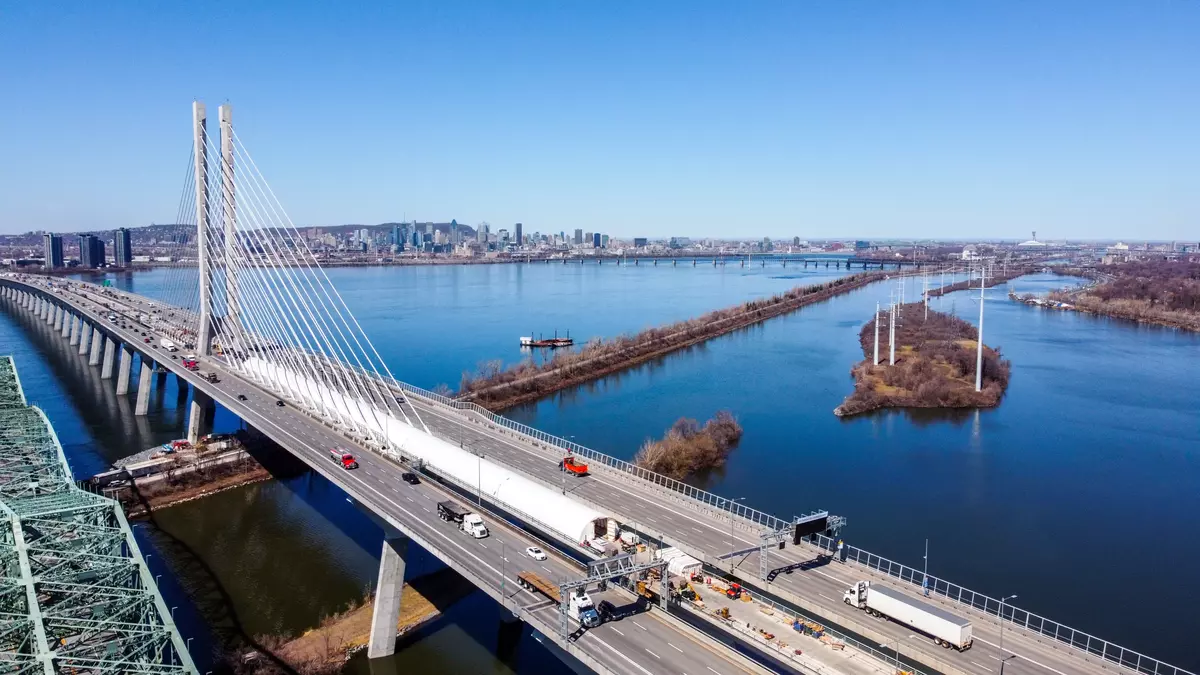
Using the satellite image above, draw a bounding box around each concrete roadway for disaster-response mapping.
[5,277,771,675]
[402,397,1122,675]
[17,276,1135,675]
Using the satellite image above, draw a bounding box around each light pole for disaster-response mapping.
[999,594,1018,675]
[922,538,929,597]
[728,497,747,551]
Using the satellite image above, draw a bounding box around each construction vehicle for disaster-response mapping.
[516,571,601,628]
[726,582,744,600]
[844,581,973,650]
[635,580,661,606]
[559,456,588,476]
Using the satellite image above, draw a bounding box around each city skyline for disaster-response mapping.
[1,3,1197,239]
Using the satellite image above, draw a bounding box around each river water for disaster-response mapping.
[4,263,1198,672]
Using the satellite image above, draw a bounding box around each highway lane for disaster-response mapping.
[2,278,770,675]
[11,276,1137,675]
[404,397,1117,675]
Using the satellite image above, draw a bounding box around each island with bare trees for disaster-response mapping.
[835,302,1011,417]
[1048,261,1200,331]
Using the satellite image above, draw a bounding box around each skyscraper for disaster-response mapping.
[78,234,105,268]
[592,232,601,248]
[43,234,64,269]
[574,229,583,245]
[514,223,523,248]
[114,227,133,266]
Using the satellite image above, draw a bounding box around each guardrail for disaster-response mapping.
[807,534,1194,675]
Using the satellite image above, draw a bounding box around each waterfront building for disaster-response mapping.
[114,227,133,266]
[43,234,64,269]
[78,234,105,268]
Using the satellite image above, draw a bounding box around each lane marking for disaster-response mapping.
[668,642,683,653]
[818,592,837,602]
[972,661,988,669]
[707,668,722,675]
[974,637,1069,675]
[645,649,660,659]
[611,627,625,636]
[632,620,647,631]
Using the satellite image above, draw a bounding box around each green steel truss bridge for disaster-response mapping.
[0,356,197,674]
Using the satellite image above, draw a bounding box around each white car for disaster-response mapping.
[525,546,547,561]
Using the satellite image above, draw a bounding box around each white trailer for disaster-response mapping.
[844,581,973,650]
[160,338,178,352]
[656,547,703,578]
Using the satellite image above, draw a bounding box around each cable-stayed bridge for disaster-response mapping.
[0,102,1191,675]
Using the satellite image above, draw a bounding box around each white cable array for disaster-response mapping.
[175,121,426,449]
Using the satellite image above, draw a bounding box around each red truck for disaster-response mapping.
[330,449,359,470]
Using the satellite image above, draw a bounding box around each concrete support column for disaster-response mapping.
[116,345,133,395]
[78,322,91,355]
[186,388,213,444]
[367,535,408,659]
[41,300,50,321]
[135,358,154,415]
[89,330,105,366]
[101,337,117,379]
[60,312,72,338]
[68,315,80,344]
[53,306,63,331]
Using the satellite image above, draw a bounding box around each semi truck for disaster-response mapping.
[437,500,489,538]
[160,338,178,352]
[198,370,218,383]
[843,581,973,650]
[516,571,601,628]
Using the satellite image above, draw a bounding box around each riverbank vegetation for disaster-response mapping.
[835,303,1010,417]
[457,271,886,410]
[1049,261,1200,331]
[633,411,743,480]
[227,568,474,674]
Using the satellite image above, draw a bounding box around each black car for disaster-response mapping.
[275,400,285,407]
[237,394,248,401]
[401,472,420,485]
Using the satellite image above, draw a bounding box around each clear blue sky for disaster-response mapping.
[1,2,1196,240]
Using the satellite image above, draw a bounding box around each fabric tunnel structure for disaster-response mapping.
[242,357,616,545]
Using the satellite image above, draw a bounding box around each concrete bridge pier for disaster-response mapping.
[53,306,63,332]
[77,322,90,354]
[186,388,214,444]
[135,358,155,415]
[367,534,409,659]
[89,330,104,365]
[41,300,51,322]
[61,312,72,338]
[100,337,116,379]
[68,315,80,344]
[116,345,133,395]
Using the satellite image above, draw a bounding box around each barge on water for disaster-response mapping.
[520,331,574,348]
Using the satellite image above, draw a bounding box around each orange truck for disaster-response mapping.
[559,456,588,476]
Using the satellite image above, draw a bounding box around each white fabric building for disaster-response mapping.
[243,358,615,544]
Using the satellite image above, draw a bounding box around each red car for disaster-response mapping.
[330,449,358,470]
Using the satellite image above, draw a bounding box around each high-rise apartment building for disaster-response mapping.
[43,234,64,269]
[514,223,523,248]
[78,234,105,268]
[574,229,583,245]
[114,227,133,266]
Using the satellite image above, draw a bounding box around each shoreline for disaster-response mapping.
[460,271,889,411]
